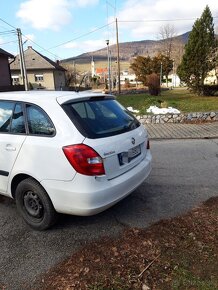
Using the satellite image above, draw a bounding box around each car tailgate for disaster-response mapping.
[83,125,148,180]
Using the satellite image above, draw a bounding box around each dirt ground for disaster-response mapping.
[31,197,217,289]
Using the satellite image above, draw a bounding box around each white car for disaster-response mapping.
[0,91,152,230]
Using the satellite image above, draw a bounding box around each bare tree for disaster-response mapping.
[158,24,185,78]
[62,63,78,87]
[159,24,176,59]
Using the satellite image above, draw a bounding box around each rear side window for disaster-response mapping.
[11,103,25,134]
[26,104,55,136]
[0,101,14,133]
[62,98,140,138]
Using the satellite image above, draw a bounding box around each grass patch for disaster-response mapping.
[116,88,218,113]
[172,267,218,290]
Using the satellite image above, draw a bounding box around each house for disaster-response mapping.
[95,68,108,82]
[10,46,66,90]
[0,48,14,89]
[204,69,217,85]
[120,70,142,86]
[162,72,181,87]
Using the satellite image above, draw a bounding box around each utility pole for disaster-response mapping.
[116,18,121,94]
[106,39,111,93]
[17,28,28,91]
[172,59,175,87]
[160,62,163,95]
[160,62,163,86]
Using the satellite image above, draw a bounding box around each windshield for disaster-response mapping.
[62,98,140,139]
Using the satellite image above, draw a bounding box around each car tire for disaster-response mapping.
[15,178,58,230]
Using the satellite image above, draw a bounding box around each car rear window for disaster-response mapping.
[62,97,140,138]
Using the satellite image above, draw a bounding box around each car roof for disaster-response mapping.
[0,90,114,105]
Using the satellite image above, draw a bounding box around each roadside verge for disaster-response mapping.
[34,197,218,290]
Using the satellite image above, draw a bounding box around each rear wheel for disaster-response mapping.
[15,178,57,230]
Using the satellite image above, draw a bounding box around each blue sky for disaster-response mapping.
[0,0,218,61]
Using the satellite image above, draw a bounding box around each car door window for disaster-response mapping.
[26,104,55,136]
[11,103,26,134]
[0,101,14,133]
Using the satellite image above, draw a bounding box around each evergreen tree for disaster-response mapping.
[130,54,173,86]
[130,56,153,85]
[177,5,217,95]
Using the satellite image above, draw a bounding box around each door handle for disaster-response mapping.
[5,144,16,151]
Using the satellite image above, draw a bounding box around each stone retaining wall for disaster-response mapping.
[137,111,218,124]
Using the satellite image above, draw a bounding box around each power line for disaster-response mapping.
[0,30,16,35]
[0,16,114,59]
[118,16,218,23]
[0,40,17,45]
[21,34,61,60]
[0,17,61,59]
[48,21,114,50]
[1,14,217,61]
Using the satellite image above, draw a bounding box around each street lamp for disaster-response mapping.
[106,39,111,93]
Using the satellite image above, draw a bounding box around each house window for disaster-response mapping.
[35,74,44,82]
[12,75,20,85]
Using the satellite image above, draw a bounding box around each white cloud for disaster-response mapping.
[16,0,72,31]
[115,0,218,40]
[75,0,99,7]
[23,34,35,42]
[16,0,100,31]
[63,39,105,52]
[64,42,79,49]
[83,39,106,50]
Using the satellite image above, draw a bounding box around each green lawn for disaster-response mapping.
[116,88,218,114]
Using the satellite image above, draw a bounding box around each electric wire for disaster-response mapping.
[0,40,17,45]
[48,22,114,50]
[1,14,217,61]
[0,30,16,35]
[119,16,218,23]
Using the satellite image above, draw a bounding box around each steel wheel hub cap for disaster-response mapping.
[23,191,43,218]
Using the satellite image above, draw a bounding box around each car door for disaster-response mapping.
[0,101,27,195]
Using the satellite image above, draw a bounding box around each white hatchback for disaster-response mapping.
[0,91,152,230]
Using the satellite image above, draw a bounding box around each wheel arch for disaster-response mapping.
[11,174,37,198]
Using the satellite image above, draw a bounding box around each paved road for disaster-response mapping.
[0,139,218,289]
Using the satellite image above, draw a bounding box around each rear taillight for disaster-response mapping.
[63,144,105,176]
[146,140,150,150]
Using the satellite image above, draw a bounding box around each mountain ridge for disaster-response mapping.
[61,31,190,65]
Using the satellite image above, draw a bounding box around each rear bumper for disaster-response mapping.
[41,150,152,216]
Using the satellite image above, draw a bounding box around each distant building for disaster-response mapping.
[120,71,141,86]
[10,46,66,90]
[204,69,217,85]
[0,48,14,89]
[163,72,181,87]
[95,68,107,76]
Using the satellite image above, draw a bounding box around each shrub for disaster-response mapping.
[124,79,131,88]
[147,73,160,96]
[160,101,168,108]
[201,85,218,96]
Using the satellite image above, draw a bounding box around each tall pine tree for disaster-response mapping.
[177,5,217,95]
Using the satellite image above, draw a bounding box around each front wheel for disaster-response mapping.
[15,178,57,230]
